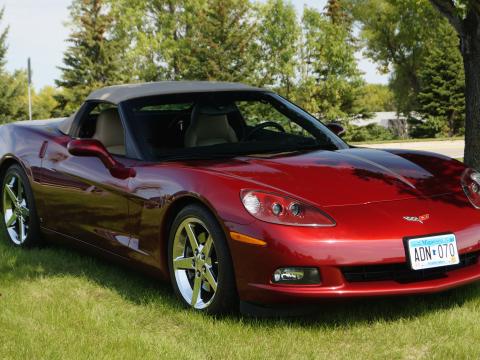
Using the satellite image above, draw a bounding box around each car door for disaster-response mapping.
[38,103,133,254]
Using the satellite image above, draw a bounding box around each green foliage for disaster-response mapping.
[110,0,260,83]
[109,0,366,124]
[32,86,60,120]
[417,22,465,136]
[0,12,31,124]
[0,70,29,124]
[110,0,200,81]
[325,0,349,25]
[408,116,450,138]
[427,0,480,169]
[344,123,396,142]
[257,0,300,97]
[352,0,470,142]
[296,6,365,122]
[351,0,445,113]
[0,7,8,70]
[55,0,124,115]
[176,0,259,82]
[357,84,396,113]
[0,78,60,124]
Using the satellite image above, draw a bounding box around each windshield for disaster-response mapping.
[122,91,348,161]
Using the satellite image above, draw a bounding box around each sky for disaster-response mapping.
[0,0,389,90]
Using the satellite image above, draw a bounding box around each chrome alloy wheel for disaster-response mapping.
[2,173,30,245]
[172,217,218,309]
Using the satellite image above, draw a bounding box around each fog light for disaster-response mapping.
[272,267,321,284]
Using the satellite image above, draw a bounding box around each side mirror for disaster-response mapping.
[67,139,136,179]
[326,123,346,137]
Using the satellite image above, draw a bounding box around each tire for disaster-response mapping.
[0,163,41,247]
[168,204,238,314]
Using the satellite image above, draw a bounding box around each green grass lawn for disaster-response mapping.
[2,235,480,359]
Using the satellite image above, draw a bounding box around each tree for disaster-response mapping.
[177,0,258,82]
[351,0,444,114]
[0,7,8,70]
[357,84,396,113]
[32,86,60,120]
[109,0,198,82]
[297,6,364,122]
[344,123,395,142]
[0,8,30,124]
[111,0,258,83]
[428,0,480,169]
[56,0,124,115]
[325,0,350,25]
[417,22,465,137]
[257,0,300,97]
[0,71,29,124]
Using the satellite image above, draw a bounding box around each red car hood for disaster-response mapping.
[200,148,465,207]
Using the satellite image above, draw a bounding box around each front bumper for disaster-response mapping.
[226,194,480,304]
[247,260,480,304]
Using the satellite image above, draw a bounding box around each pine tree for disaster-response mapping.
[177,0,258,82]
[417,23,465,136]
[0,7,8,71]
[55,0,123,115]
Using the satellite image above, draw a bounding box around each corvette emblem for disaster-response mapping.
[403,214,430,224]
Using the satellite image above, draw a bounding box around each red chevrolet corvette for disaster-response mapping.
[1,81,480,314]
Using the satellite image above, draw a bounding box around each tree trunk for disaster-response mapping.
[462,12,480,169]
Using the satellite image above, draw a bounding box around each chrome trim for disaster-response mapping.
[172,217,218,309]
[2,173,29,245]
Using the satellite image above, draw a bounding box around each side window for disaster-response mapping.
[78,103,126,156]
[78,103,118,139]
[235,100,314,138]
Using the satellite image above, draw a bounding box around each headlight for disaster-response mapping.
[461,168,480,208]
[240,190,336,227]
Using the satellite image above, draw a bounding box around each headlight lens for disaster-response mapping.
[240,190,336,227]
[461,168,480,208]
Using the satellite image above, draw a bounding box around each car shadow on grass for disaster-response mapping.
[0,240,181,309]
[1,239,480,328]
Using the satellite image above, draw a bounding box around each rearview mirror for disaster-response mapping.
[326,123,346,137]
[67,139,135,179]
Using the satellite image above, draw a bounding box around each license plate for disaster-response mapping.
[407,234,460,270]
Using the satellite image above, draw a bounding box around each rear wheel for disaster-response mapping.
[168,204,237,314]
[1,164,41,247]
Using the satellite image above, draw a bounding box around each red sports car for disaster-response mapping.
[1,81,480,314]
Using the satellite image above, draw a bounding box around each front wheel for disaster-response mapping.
[168,204,238,314]
[1,164,41,247]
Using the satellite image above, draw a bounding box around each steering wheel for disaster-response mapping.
[244,121,286,140]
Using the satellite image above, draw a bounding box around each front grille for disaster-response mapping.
[342,251,480,284]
